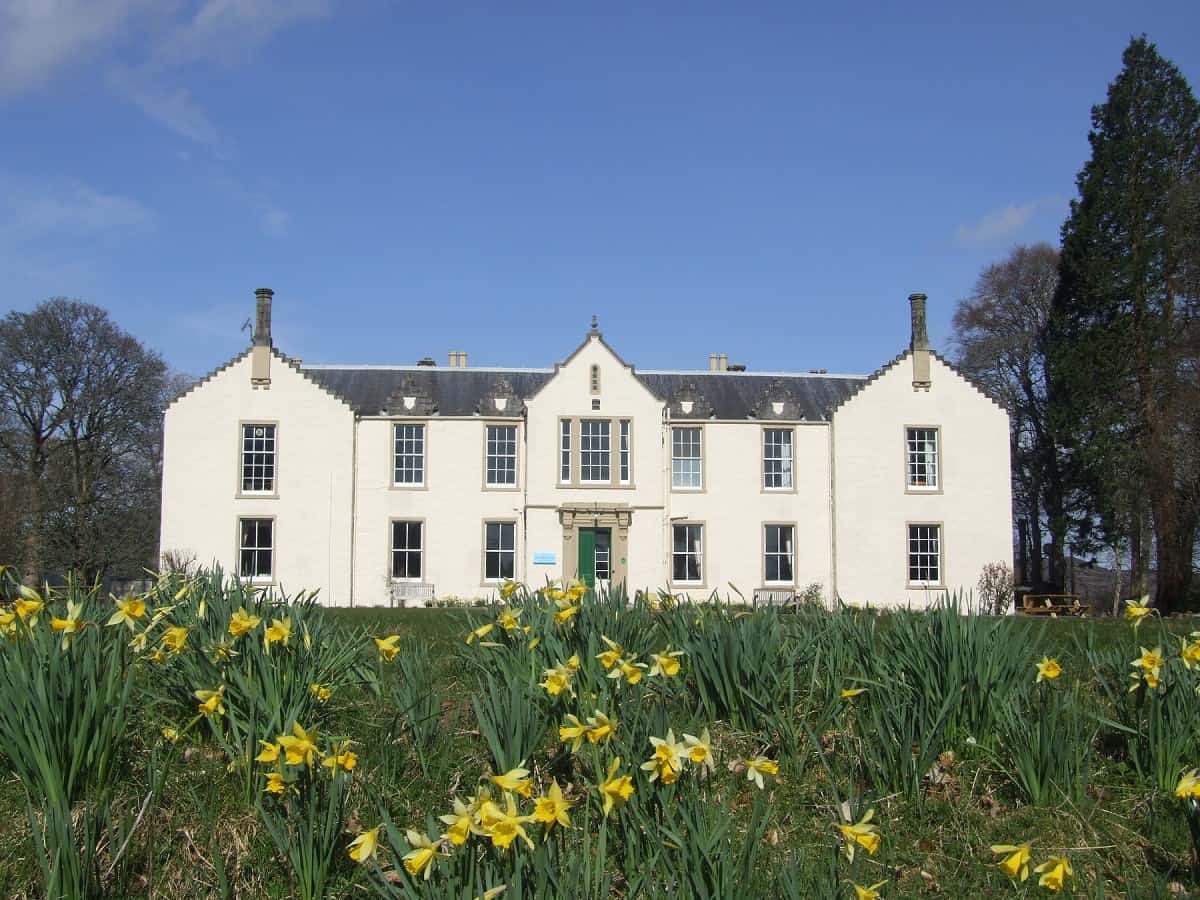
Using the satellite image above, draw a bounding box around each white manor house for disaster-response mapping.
[160,289,1012,608]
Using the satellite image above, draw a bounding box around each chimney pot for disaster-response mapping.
[909,292,932,388]
[709,353,719,371]
[719,353,728,371]
[459,351,467,368]
[253,288,274,347]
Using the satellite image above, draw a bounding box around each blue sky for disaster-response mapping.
[2,1,1198,378]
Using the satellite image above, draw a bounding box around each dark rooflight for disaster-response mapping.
[727,363,746,372]
[416,357,436,367]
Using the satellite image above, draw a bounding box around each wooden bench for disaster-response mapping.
[753,588,797,610]
[389,582,435,608]
[1019,593,1089,617]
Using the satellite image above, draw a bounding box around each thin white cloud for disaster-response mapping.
[108,66,225,147]
[153,0,330,67]
[955,196,1067,245]
[0,171,153,239]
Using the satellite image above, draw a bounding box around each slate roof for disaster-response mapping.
[301,364,866,421]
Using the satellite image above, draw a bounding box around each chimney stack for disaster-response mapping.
[909,293,931,389]
[251,288,274,387]
[709,353,719,371]
[719,353,728,372]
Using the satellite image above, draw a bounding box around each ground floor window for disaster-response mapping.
[391,520,423,580]
[764,524,794,584]
[239,518,273,581]
[907,523,942,585]
[672,523,703,584]
[484,521,515,581]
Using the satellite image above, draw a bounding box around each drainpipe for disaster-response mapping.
[828,416,838,608]
[349,415,359,606]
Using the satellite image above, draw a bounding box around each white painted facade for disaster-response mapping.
[159,292,1012,609]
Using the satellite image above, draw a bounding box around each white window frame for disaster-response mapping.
[764,524,795,585]
[763,428,793,490]
[671,426,703,490]
[390,520,423,581]
[579,419,611,484]
[671,523,704,585]
[619,419,631,485]
[559,419,571,484]
[483,521,516,582]
[393,423,426,486]
[485,425,518,487]
[905,427,940,491]
[238,517,274,583]
[240,423,277,494]
[907,523,942,586]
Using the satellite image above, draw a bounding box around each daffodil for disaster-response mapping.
[532,779,573,832]
[609,655,647,685]
[348,826,379,863]
[648,647,684,677]
[402,829,440,880]
[15,587,45,624]
[1133,646,1164,674]
[489,793,535,851]
[0,611,17,640]
[559,714,588,752]
[1175,768,1200,801]
[841,687,868,700]
[1036,657,1062,683]
[1125,594,1153,628]
[990,842,1032,881]
[836,809,880,862]
[586,711,616,744]
[264,772,288,796]
[194,686,225,717]
[745,756,779,790]
[497,608,521,632]
[466,623,495,644]
[149,647,168,665]
[641,730,686,784]
[546,587,566,602]
[228,606,261,638]
[255,740,280,763]
[375,633,401,661]
[565,580,587,602]
[310,683,332,702]
[554,604,580,625]
[278,722,319,766]
[500,580,519,600]
[540,663,574,697]
[597,635,623,670]
[598,757,634,816]
[49,600,84,650]
[263,617,291,652]
[439,797,479,845]
[162,625,190,654]
[1179,638,1200,671]
[161,726,179,742]
[1034,856,1073,892]
[322,740,357,773]
[107,595,146,630]
[565,653,581,672]
[852,881,887,900]
[682,728,714,775]
[490,765,534,798]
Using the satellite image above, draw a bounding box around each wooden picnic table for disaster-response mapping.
[1019,593,1089,616]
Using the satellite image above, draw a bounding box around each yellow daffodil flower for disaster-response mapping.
[1125,595,1152,628]
[255,740,280,763]
[0,611,18,640]
[374,633,401,661]
[683,728,714,776]
[348,826,379,863]
[500,580,519,600]
[466,623,495,644]
[162,625,189,654]
[554,604,580,625]
[161,727,179,742]
[565,653,581,672]
[836,809,880,862]
[439,797,478,845]
[1133,646,1164,674]
[841,687,868,700]
[598,757,634,816]
[278,722,319,766]
[559,715,588,752]
[852,881,887,900]
[586,711,616,744]
[608,655,647,685]
[264,772,288,796]
[1179,638,1200,671]
[745,756,779,790]
[532,779,573,832]
[565,580,587,602]
[310,683,332,702]
[228,607,261,638]
[149,647,168,665]
[15,588,45,624]
[1174,768,1200,801]
[540,663,574,697]
[490,765,534,798]
[546,587,566,602]
[489,793,535,851]
[1036,657,1062,683]
[210,639,239,661]
[497,608,521,632]
[107,595,146,630]
[1034,856,1073,892]
[597,636,623,670]
[322,740,357,773]
[641,730,686,784]
[402,829,440,880]
[991,842,1032,881]
[648,647,684,677]
[194,686,225,717]
[49,600,84,650]
[263,617,291,652]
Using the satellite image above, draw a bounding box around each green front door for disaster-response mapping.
[578,528,596,589]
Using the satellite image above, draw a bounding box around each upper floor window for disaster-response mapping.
[393,423,425,486]
[391,520,423,580]
[486,425,517,487]
[764,524,794,584]
[484,521,516,581]
[579,419,611,483]
[907,523,942,586]
[763,428,793,490]
[672,523,703,585]
[619,419,631,484]
[671,427,702,489]
[239,517,273,582]
[906,427,939,490]
[559,420,571,483]
[241,424,276,493]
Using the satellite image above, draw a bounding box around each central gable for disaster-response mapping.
[525,326,663,415]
